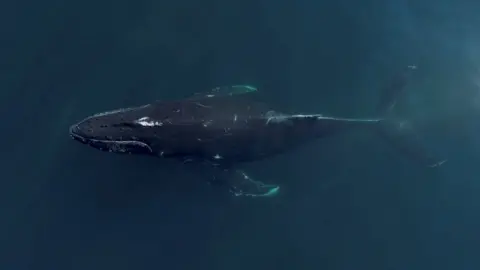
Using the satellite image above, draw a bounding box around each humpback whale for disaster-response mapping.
[69,66,445,197]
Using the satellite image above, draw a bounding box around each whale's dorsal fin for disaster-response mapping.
[188,85,258,99]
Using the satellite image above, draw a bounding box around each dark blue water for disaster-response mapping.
[1,0,480,269]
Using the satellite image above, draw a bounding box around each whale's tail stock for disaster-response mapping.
[375,65,447,168]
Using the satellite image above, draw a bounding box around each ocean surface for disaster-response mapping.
[1,0,480,269]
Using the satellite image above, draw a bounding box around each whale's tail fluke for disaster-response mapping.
[376,65,446,167]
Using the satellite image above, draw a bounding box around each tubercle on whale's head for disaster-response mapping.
[69,104,160,154]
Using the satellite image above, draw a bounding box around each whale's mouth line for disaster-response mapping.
[69,126,87,143]
[70,132,153,154]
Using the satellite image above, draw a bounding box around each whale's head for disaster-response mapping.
[69,104,159,155]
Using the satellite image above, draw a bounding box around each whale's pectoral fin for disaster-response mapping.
[188,85,258,100]
[209,168,280,197]
[228,170,280,197]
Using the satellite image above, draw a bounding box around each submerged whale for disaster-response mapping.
[69,66,445,197]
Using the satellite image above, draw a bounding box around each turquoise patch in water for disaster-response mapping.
[231,85,258,92]
[240,185,280,198]
[263,186,280,197]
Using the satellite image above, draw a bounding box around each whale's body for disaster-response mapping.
[70,68,444,197]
